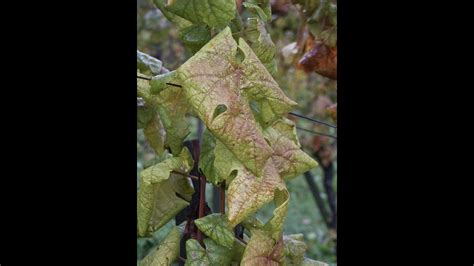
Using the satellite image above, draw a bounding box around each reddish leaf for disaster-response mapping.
[297,41,337,80]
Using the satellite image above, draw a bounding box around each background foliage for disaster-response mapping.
[137,0,337,264]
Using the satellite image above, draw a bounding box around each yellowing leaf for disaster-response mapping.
[264,124,318,179]
[241,229,284,266]
[227,160,285,227]
[139,226,181,266]
[270,118,300,146]
[137,149,193,236]
[194,213,234,248]
[156,82,191,156]
[143,113,166,155]
[164,0,236,27]
[238,37,297,127]
[245,17,277,75]
[263,188,290,240]
[177,27,296,176]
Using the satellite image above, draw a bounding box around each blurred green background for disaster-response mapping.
[137,0,337,263]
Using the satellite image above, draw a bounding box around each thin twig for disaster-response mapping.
[171,170,199,180]
[178,256,186,263]
[296,126,337,139]
[219,182,226,214]
[137,75,151,80]
[236,236,247,245]
[289,112,337,128]
[197,172,206,246]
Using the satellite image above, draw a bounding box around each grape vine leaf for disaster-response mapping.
[241,229,284,266]
[198,130,220,185]
[264,123,318,180]
[162,0,236,27]
[139,226,181,266]
[137,148,193,236]
[243,0,272,21]
[143,113,166,155]
[137,50,169,75]
[302,258,330,266]
[177,27,296,176]
[155,81,191,156]
[184,238,232,266]
[194,213,235,248]
[152,0,192,29]
[283,234,308,265]
[263,188,290,240]
[179,24,212,54]
[270,118,300,146]
[226,159,285,227]
[244,16,277,75]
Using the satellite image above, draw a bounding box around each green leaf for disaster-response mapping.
[202,131,288,228]
[241,229,284,266]
[139,226,181,266]
[153,0,193,29]
[241,214,265,231]
[226,159,285,227]
[185,238,233,266]
[264,124,318,179]
[302,258,329,266]
[263,188,290,240]
[177,27,296,176]
[137,50,168,75]
[194,214,234,248]
[150,71,177,95]
[155,80,191,156]
[184,239,211,265]
[143,112,166,155]
[203,238,233,265]
[198,130,220,185]
[243,2,268,21]
[179,24,211,54]
[270,118,300,146]
[164,0,236,27]
[283,234,308,265]
[243,0,271,21]
[137,103,155,130]
[137,149,194,236]
[244,17,277,76]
